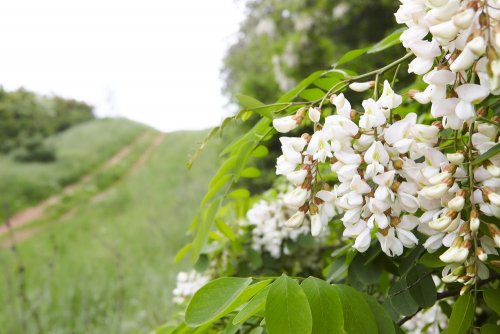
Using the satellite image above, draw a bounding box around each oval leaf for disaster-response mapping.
[448,292,475,334]
[363,295,396,334]
[265,275,312,334]
[483,288,500,315]
[186,277,252,327]
[301,277,343,334]
[233,285,271,325]
[334,284,377,334]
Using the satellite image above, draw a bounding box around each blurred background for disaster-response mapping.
[0,0,402,332]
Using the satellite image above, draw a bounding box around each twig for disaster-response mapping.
[398,273,500,326]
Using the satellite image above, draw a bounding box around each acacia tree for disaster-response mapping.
[161,1,500,333]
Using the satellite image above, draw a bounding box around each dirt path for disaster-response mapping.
[0,131,151,237]
[0,132,166,246]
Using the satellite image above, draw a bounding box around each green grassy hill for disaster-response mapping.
[0,119,222,333]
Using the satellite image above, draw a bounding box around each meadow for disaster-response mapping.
[0,120,222,333]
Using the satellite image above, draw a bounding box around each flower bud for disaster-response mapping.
[447,152,465,165]
[460,285,470,295]
[470,209,480,232]
[349,81,374,92]
[450,48,475,72]
[429,215,452,231]
[285,211,305,228]
[273,115,299,133]
[485,161,500,178]
[488,224,500,248]
[308,107,321,123]
[468,36,486,56]
[301,133,311,142]
[453,8,475,29]
[286,169,308,186]
[430,20,459,42]
[428,171,452,185]
[310,214,323,237]
[459,221,470,236]
[482,187,500,206]
[476,247,487,262]
[448,193,465,212]
[393,159,404,170]
[420,183,449,199]
[284,187,309,208]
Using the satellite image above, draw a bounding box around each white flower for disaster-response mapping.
[377,227,404,256]
[450,37,486,72]
[286,169,308,186]
[447,152,464,165]
[360,99,386,129]
[349,81,374,92]
[377,80,403,109]
[273,115,299,133]
[173,271,210,305]
[364,141,390,179]
[308,107,321,123]
[306,130,333,163]
[420,183,450,199]
[330,93,352,119]
[324,115,359,139]
[353,227,372,253]
[284,187,309,208]
[455,84,490,120]
[286,211,305,228]
[384,113,417,153]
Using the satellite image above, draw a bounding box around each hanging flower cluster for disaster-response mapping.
[244,194,312,258]
[271,0,499,285]
[172,271,210,305]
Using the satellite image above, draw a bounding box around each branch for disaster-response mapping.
[398,273,500,326]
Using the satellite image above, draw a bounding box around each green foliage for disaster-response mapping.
[0,129,224,333]
[0,87,93,154]
[265,275,312,334]
[301,277,343,334]
[186,277,253,326]
[222,0,401,104]
[0,118,146,219]
[448,292,475,334]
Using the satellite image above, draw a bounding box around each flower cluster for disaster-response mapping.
[244,194,311,258]
[172,271,210,305]
[270,0,499,285]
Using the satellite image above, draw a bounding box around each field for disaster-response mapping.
[0,119,222,333]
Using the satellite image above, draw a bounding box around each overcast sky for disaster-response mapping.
[0,0,244,132]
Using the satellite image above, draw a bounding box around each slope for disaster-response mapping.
[0,127,222,333]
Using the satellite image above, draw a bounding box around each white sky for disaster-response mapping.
[0,0,245,132]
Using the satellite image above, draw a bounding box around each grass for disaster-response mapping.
[0,128,223,333]
[0,118,147,218]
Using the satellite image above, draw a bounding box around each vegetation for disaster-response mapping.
[0,87,94,158]
[0,127,223,333]
[0,118,146,219]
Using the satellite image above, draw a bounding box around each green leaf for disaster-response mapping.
[362,295,396,334]
[388,278,419,316]
[233,141,257,182]
[201,174,231,205]
[191,199,221,262]
[473,143,500,166]
[325,255,348,282]
[265,275,312,334]
[407,266,436,308]
[228,188,250,199]
[299,88,325,102]
[314,75,344,90]
[236,94,265,109]
[419,250,446,268]
[301,277,343,334]
[367,28,404,54]
[175,243,192,263]
[251,145,269,158]
[480,324,500,334]
[186,277,252,327]
[448,292,475,334]
[208,157,236,188]
[215,220,236,241]
[349,250,382,285]
[233,285,271,325]
[335,48,369,67]
[194,254,209,272]
[277,71,325,103]
[399,246,425,276]
[334,284,377,334]
[240,167,261,178]
[483,288,500,315]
